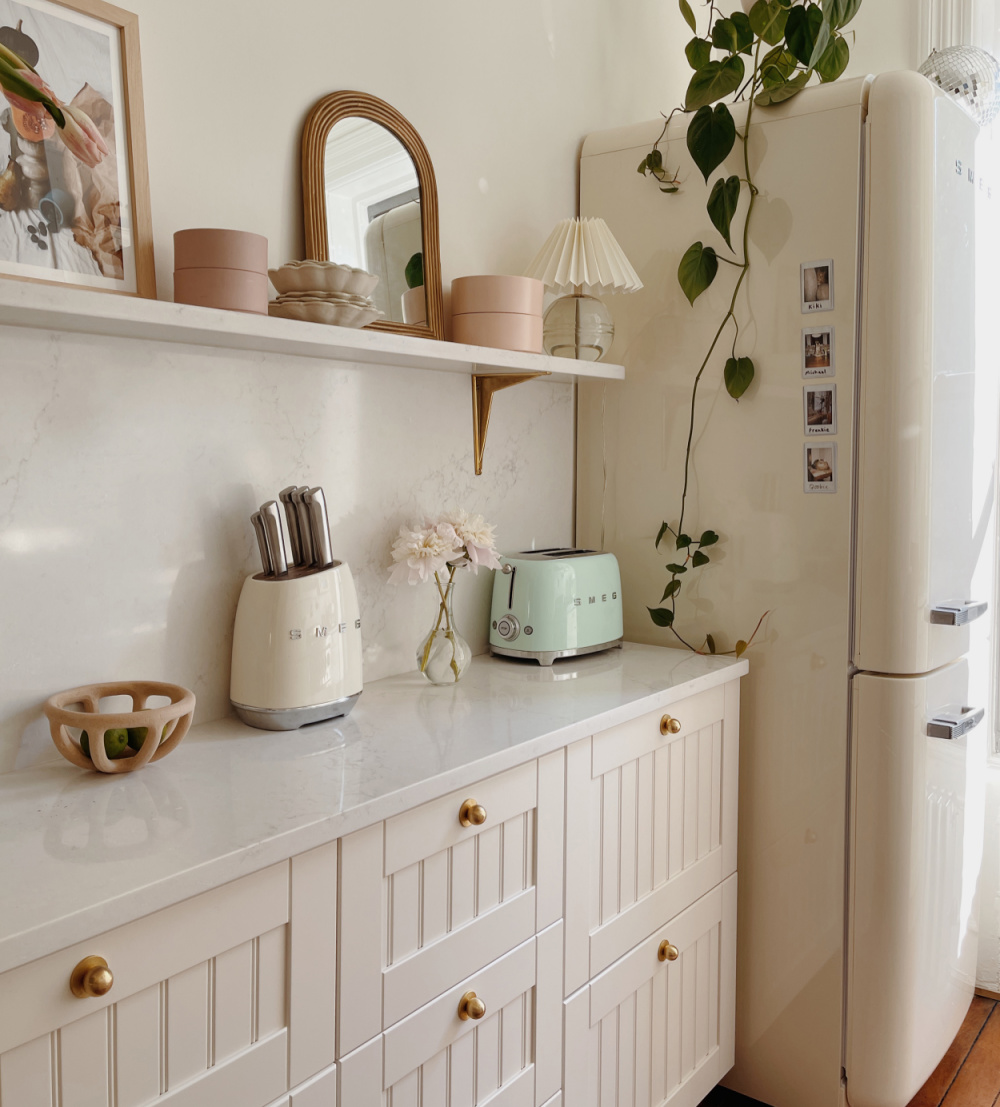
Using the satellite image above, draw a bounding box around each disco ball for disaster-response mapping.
[919,45,1000,126]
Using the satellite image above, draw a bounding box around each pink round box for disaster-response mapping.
[173,229,269,314]
[451,275,544,353]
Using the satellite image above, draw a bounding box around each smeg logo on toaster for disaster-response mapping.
[288,618,361,640]
[572,592,618,606]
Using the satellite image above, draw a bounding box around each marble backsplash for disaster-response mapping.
[0,325,574,774]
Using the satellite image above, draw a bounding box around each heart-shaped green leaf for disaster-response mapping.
[679,0,697,33]
[662,580,682,601]
[692,550,710,567]
[649,607,675,627]
[724,356,755,399]
[711,16,739,53]
[815,34,849,81]
[823,0,861,28]
[666,563,688,574]
[735,639,748,657]
[676,533,692,549]
[685,56,745,110]
[706,634,717,654]
[755,69,810,105]
[687,103,736,182]
[698,530,720,546]
[749,0,790,45]
[707,175,741,249]
[785,3,829,68]
[730,11,755,53]
[760,47,799,86]
[678,242,719,305]
[685,36,712,70]
[655,521,671,547]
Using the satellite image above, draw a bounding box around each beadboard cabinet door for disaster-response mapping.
[339,752,565,1056]
[339,925,563,1107]
[0,843,338,1107]
[563,877,736,1107]
[564,684,739,994]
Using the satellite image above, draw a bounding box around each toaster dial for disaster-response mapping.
[496,615,520,641]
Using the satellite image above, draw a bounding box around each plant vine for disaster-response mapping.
[638,0,862,656]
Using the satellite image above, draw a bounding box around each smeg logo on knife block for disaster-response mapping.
[288,618,362,640]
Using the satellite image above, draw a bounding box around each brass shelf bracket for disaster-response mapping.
[472,369,549,475]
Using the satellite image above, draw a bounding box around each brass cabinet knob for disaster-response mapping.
[660,714,682,736]
[70,955,114,998]
[658,940,680,963]
[459,799,487,827]
[458,990,487,1020]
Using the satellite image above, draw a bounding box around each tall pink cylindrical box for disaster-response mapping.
[451,275,544,353]
[173,229,268,314]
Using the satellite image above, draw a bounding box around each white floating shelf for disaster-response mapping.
[0,281,624,384]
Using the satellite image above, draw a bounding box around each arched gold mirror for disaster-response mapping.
[302,91,444,340]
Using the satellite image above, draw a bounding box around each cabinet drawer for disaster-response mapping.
[565,682,739,993]
[564,876,737,1107]
[339,924,563,1107]
[0,843,339,1107]
[339,752,565,1054]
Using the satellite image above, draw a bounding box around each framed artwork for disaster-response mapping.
[0,0,154,296]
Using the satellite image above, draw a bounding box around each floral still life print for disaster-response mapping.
[0,0,145,292]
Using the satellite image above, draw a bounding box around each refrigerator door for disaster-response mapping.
[854,73,996,675]
[847,660,986,1107]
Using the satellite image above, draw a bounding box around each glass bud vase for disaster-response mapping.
[417,581,472,684]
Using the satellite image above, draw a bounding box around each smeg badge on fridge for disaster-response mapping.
[489,549,623,665]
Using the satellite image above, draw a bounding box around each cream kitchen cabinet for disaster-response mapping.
[0,649,744,1107]
[0,844,337,1107]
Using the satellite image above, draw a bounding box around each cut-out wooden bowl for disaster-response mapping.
[44,681,196,774]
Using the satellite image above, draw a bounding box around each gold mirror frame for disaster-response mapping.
[301,91,444,340]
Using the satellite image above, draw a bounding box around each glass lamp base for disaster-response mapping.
[542,294,614,361]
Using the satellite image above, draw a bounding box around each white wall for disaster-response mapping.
[1,0,686,774]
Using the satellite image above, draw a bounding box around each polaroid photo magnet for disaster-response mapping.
[802,326,835,378]
[804,384,837,435]
[801,259,834,313]
[804,443,837,493]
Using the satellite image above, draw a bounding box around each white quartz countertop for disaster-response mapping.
[0,644,746,973]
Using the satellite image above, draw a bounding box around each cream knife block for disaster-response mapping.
[230,562,363,731]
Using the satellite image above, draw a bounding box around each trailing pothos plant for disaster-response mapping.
[639,0,862,657]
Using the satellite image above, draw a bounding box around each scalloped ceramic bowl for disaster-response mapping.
[44,680,196,774]
[268,300,381,327]
[268,262,379,298]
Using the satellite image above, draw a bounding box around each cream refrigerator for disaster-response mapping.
[577,72,997,1107]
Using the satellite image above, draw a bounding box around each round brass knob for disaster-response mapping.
[459,799,487,827]
[658,940,680,963]
[660,714,682,736]
[458,990,487,1020]
[70,955,114,998]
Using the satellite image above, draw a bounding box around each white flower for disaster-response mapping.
[388,524,461,585]
[444,510,502,574]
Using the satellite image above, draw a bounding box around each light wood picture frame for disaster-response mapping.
[0,0,154,297]
[301,90,444,341]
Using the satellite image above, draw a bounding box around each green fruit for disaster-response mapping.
[127,724,169,751]
[80,728,129,761]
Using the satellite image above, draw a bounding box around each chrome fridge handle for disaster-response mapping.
[930,601,988,626]
[926,706,985,740]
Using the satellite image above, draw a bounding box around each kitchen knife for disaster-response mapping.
[291,487,314,566]
[251,511,272,576]
[260,500,288,575]
[304,487,334,567]
[278,486,303,566]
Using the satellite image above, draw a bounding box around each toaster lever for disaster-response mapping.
[505,564,516,609]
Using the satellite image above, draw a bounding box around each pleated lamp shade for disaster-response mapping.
[523,217,643,296]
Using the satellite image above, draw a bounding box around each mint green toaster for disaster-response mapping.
[489,549,624,665]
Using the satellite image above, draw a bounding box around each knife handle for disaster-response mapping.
[251,512,272,576]
[261,501,288,576]
[304,487,334,568]
[291,488,314,567]
[279,486,303,566]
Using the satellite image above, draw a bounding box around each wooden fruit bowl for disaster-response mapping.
[44,681,196,774]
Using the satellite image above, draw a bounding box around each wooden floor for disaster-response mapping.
[696,996,1000,1107]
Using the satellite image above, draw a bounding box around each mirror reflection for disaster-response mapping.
[323,117,423,325]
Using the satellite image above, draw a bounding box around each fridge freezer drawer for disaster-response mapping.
[847,661,986,1107]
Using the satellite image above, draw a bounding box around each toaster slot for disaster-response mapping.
[508,565,516,609]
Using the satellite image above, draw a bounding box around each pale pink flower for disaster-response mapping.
[388,524,458,585]
[443,510,501,574]
[0,67,55,118]
[56,103,109,169]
